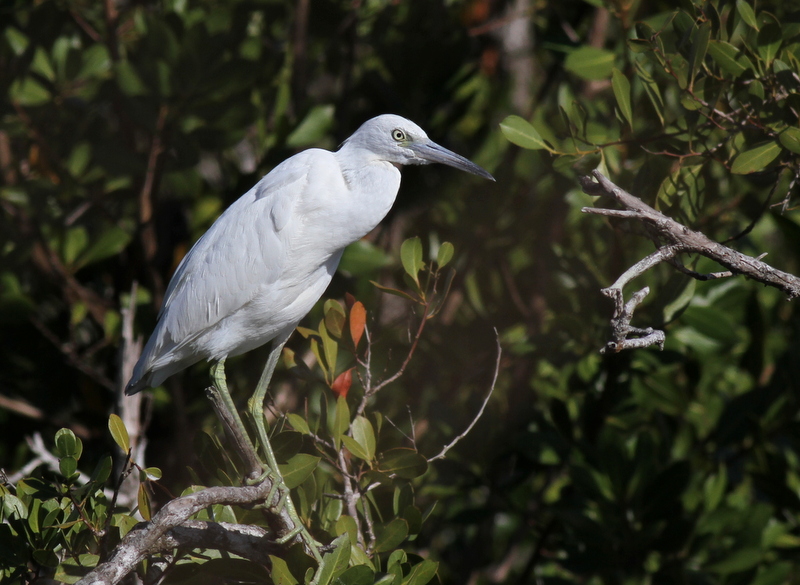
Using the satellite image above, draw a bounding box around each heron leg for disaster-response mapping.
[246,340,324,562]
[210,359,258,456]
[247,339,287,471]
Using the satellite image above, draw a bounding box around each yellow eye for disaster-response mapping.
[392,129,406,141]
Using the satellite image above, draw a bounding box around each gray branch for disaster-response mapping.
[76,483,283,585]
[581,170,800,352]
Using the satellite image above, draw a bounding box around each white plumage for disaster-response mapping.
[126,114,493,394]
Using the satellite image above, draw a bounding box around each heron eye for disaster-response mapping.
[392,129,406,142]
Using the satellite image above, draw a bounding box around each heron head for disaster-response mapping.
[342,114,495,181]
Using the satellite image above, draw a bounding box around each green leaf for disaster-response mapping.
[278,453,320,489]
[436,242,454,268]
[9,77,50,106]
[59,456,78,479]
[339,240,392,275]
[351,415,376,462]
[89,455,113,484]
[115,60,147,96]
[79,44,111,79]
[370,281,418,302]
[379,448,428,479]
[287,412,311,435]
[731,141,782,174]
[63,227,88,266]
[335,514,359,544]
[319,320,337,381]
[611,68,633,129]
[401,560,439,585]
[342,436,371,462]
[663,278,696,323]
[635,62,664,126]
[707,547,762,573]
[707,41,752,77]
[335,565,374,585]
[499,115,552,151]
[736,0,758,30]
[400,237,424,285]
[138,484,151,521]
[688,22,711,89]
[564,46,615,80]
[324,299,346,339]
[757,22,782,65]
[77,227,132,269]
[374,518,409,553]
[108,414,130,453]
[269,555,299,585]
[315,533,351,585]
[143,467,162,480]
[54,428,79,458]
[331,395,350,450]
[286,105,335,148]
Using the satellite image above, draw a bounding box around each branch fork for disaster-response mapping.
[581,170,800,352]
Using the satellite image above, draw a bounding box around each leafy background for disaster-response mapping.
[3,0,800,583]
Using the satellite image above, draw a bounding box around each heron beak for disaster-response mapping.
[409,141,495,181]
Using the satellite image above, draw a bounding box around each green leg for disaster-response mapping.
[247,340,287,471]
[210,359,258,456]
[246,340,324,563]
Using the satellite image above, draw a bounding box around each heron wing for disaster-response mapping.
[157,151,320,349]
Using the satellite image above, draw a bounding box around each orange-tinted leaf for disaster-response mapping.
[331,367,354,398]
[350,301,366,348]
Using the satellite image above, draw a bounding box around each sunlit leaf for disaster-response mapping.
[736,0,758,30]
[731,141,782,174]
[400,237,424,285]
[137,484,151,521]
[707,40,752,77]
[269,555,299,585]
[499,115,552,151]
[108,414,130,453]
[315,533,351,585]
[436,241,455,268]
[351,415,376,462]
[287,413,310,435]
[401,559,439,585]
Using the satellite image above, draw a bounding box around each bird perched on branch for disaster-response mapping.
[126,114,493,396]
[124,113,493,561]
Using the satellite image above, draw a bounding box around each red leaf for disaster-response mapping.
[331,368,354,398]
[344,292,357,310]
[349,301,366,349]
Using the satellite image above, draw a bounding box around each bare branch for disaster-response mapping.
[76,482,286,585]
[429,330,501,462]
[581,171,800,352]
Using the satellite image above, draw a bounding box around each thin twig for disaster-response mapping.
[429,330,501,462]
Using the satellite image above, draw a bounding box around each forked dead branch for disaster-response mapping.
[581,170,800,353]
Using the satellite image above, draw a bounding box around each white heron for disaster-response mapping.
[124,113,493,554]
